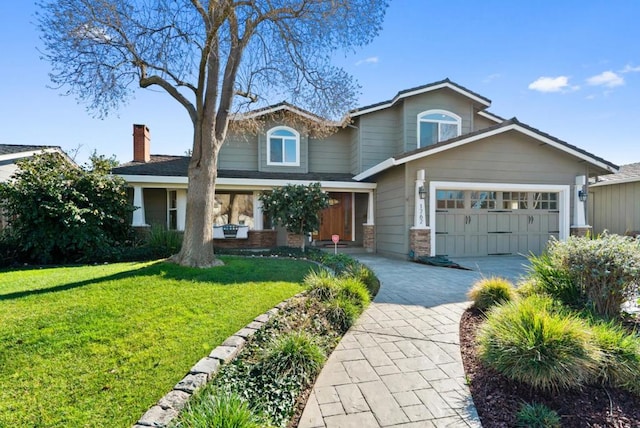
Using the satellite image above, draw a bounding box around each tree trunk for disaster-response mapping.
[171,123,224,268]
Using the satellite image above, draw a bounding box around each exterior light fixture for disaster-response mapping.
[578,187,587,202]
[418,186,427,200]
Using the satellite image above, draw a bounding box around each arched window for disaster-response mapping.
[267,126,300,166]
[417,110,461,148]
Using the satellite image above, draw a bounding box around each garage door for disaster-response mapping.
[435,190,560,257]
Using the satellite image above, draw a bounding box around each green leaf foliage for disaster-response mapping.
[259,183,329,250]
[0,152,134,263]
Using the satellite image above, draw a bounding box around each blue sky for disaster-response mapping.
[1,1,639,166]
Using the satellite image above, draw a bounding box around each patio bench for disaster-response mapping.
[213,224,249,239]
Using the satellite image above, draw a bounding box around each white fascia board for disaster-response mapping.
[353,158,397,181]
[115,174,376,192]
[394,124,618,174]
[477,110,503,123]
[0,148,61,162]
[351,82,491,117]
[590,176,640,187]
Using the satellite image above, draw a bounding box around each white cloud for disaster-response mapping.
[621,64,640,73]
[586,71,624,87]
[483,73,502,83]
[355,56,379,66]
[528,76,572,93]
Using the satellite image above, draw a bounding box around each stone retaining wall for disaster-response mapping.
[133,292,304,427]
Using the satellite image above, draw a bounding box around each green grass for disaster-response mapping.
[0,257,311,427]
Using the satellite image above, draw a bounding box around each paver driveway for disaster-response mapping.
[298,255,529,428]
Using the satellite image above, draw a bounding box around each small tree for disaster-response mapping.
[0,152,134,263]
[259,183,329,251]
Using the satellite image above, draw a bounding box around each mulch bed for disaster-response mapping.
[459,308,640,428]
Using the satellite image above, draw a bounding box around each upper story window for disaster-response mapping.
[267,126,300,166]
[417,110,461,148]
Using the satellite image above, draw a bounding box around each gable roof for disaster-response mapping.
[233,101,336,124]
[350,78,492,117]
[591,162,640,187]
[353,118,619,181]
[111,155,357,182]
[0,144,62,161]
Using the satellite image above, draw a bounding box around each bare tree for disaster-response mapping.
[37,0,388,267]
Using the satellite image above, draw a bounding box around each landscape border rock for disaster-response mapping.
[133,292,305,427]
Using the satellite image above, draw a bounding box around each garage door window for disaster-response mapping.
[470,191,496,209]
[533,192,558,210]
[436,190,464,209]
[502,192,528,210]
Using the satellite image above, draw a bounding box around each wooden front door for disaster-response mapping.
[316,193,352,241]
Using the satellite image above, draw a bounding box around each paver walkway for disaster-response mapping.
[298,255,528,428]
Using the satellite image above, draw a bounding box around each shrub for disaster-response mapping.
[321,252,357,275]
[304,269,338,301]
[335,277,371,309]
[590,320,640,395]
[175,390,263,428]
[478,296,600,391]
[527,251,583,308]
[545,234,640,318]
[146,225,182,257]
[467,276,516,311]
[343,262,380,297]
[0,152,134,264]
[326,297,361,333]
[260,332,325,384]
[516,402,562,428]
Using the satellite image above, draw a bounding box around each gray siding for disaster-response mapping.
[473,114,499,132]
[219,132,259,170]
[375,167,407,258]
[309,128,351,173]
[403,131,594,227]
[589,182,640,235]
[360,107,400,171]
[402,90,474,153]
[350,119,360,175]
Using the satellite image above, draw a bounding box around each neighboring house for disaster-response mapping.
[589,162,640,236]
[0,144,71,230]
[112,79,618,258]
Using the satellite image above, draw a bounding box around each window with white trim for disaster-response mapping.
[267,126,300,166]
[417,110,461,148]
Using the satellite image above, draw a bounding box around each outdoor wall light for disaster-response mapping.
[418,186,427,200]
[578,188,588,202]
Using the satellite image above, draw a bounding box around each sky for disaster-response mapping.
[1,1,639,167]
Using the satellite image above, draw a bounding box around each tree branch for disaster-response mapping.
[139,72,197,124]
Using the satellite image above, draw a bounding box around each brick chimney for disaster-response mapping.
[133,124,150,163]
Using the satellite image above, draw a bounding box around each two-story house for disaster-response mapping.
[112,79,618,258]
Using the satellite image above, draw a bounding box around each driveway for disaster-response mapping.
[298,254,529,428]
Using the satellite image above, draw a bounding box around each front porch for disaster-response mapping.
[126,181,377,252]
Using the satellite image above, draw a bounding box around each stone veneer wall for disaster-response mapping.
[212,230,277,249]
[363,225,375,253]
[134,293,305,427]
[409,228,431,259]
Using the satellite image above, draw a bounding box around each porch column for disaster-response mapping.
[253,191,264,230]
[413,169,427,229]
[366,190,375,225]
[410,169,430,259]
[131,186,147,227]
[571,175,591,237]
[176,189,187,231]
[363,190,376,253]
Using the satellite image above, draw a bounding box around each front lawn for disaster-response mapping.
[0,257,312,427]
